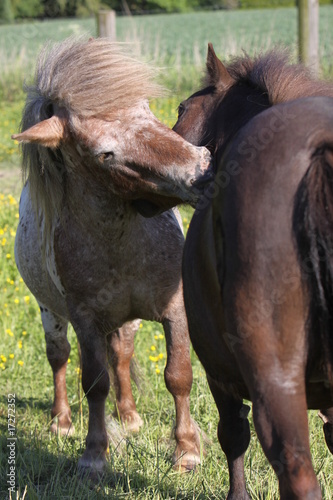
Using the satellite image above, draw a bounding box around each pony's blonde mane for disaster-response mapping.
[20,37,164,255]
[226,49,333,104]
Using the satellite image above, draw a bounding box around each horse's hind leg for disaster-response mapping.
[40,305,73,436]
[318,407,333,454]
[163,293,202,471]
[108,320,143,432]
[207,376,251,500]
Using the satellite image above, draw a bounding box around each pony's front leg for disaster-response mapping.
[207,376,251,500]
[72,316,110,476]
[162,297,202,471]
[109,320,143,432]
[40,306,74,436]
[318,407,333,454]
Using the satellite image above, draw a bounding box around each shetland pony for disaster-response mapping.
[13,37,212,475]
[173,45,333,498]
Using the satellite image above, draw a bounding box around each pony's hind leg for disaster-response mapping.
[318,407,333,454]
[40,305,74,436]
[108,320,143,432]
[207,376,251,500]
[163,295,202,471]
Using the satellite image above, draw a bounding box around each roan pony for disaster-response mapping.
[173,44,333,498]
[12,37,212,476]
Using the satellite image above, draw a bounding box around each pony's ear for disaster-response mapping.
[206,43,234,88]
[12,115,67,149]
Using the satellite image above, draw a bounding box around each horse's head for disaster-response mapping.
[173,43,270,158]
[173,44,234,153]
[13,100,213,217]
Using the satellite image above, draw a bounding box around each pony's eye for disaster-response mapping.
[98,151,114,163]
[177,103,185,118]
[45,102,54,118]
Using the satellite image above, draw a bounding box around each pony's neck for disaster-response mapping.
[64,160,133,229]
[216,84,271,161]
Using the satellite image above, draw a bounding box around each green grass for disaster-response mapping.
[1,6,333,102]
[1,8,333,499]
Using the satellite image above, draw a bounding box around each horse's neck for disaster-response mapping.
[216,86,271,159]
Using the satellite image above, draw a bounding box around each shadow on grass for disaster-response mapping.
[10,395,51,413]
[0,429,217,500]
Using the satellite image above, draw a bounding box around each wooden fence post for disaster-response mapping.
[97,10,116,41]
[298,0,319,75]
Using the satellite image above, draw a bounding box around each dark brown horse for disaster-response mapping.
[173,45,333,499]
[12,38,212,477]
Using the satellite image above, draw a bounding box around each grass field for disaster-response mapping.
[1,7,333,499]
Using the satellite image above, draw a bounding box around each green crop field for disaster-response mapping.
[1,7,333,499]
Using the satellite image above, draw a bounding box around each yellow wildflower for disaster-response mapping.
[18,360,24,366]
[24,296,30,304]
[6,253,11,259]
[1,355,7,362]
[14,298,19,304]
[150,345,156,351]
[9,354,14,359]
[22,330,27,336]
[18,340,22,349]
[5,328,13,337]
[155,368,161,374]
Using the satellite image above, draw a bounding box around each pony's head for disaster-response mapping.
[13,37,212,228]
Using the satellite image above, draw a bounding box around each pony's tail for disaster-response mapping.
[293,145,333,384]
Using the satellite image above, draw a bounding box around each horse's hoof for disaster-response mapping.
[172,452,201,473]
[50,421,75,437]
[77,455,106,483]
[122,413,143,433]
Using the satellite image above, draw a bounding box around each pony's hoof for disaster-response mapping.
[172,452,201,473]
[77,455,106,483]
[122,413,143,433]
[50,421,75,437]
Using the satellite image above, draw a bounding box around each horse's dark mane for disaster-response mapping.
[226,50,333,104]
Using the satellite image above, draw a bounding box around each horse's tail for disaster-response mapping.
[293,145,333,383]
